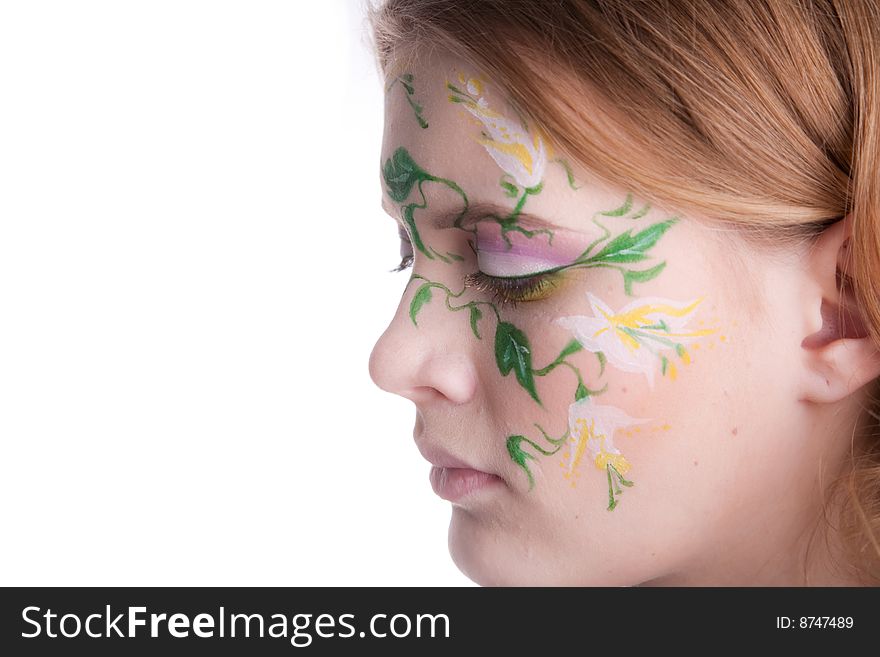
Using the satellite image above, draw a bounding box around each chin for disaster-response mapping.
[447,505,656,586]
[447,506,522,586]
[447,504,581,586]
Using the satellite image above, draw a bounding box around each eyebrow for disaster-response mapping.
[380,199,561,231]
[457,203,560,231]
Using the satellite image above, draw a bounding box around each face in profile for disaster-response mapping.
[369,52,846,586]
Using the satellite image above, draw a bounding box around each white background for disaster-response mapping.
[0,0,472,586]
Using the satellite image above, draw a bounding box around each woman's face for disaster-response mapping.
[370,53,822,586]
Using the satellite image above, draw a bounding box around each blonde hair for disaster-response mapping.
[369,0,880,583]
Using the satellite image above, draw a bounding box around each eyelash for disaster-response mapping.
[463,270,561,307]
[392,253,414,272]
[391,228,560,307]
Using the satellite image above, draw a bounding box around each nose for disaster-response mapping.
[369,281,478,406]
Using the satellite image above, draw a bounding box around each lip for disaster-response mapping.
[429,466,503,503]
[416,441,504,503]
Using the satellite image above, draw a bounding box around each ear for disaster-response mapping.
[800,214,880,403]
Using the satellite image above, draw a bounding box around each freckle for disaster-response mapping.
[621,386,628,393]
[693,460,698,466]
[732,427,738,436]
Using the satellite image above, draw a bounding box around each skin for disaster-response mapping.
[369,51,877,586]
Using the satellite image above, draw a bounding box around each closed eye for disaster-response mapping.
[463,270,562,307]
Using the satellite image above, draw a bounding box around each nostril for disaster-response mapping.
[406,386,448,405]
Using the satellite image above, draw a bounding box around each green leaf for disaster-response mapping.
[494,322,540,403]
[588,219,677,264]
[409,284,433,326]
[622,261,667,295]
[630,202,651,220]
[601,193,633,217]
[575,382,589,401]
[382,147,428,202]
[500,179,519,198]
[556,339,583,361]
[468,305,483,339]
[597,351,607,376]
[506,435,536,490]
[428,247,452,263]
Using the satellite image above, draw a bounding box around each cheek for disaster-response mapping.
[476,268,741,497]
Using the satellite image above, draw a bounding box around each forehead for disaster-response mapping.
[381,53,512,192]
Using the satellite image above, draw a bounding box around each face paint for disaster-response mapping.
[569,193,675,296]
[408,273,500,340]
[447,73,554,243]
[555,293,717,387]
[400,181,694,509]
[470,193,677,300]
[475,222,585,277]
[565,397,651,510]
[387,72,429,129]
[385,71,714,511]
[448,74,547,189]
[382,147,468,259]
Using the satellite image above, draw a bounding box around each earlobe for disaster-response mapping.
[800,215,880,403]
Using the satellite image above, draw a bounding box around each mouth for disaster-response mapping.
[416,441,505,503]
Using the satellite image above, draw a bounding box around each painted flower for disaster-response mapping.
[447,75,548,189]
[562,396,650,485]
[555,292,715,387]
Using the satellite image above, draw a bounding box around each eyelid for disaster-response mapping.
[474,232,575,278]
[473,263,567,280]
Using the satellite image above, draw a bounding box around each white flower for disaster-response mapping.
[555,292,712,387]
[562,396,650,483]
[449,76,547,189]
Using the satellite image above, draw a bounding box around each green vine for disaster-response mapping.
[389,73,429,129]
[383,148,469,260]
[507,424,569,490]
